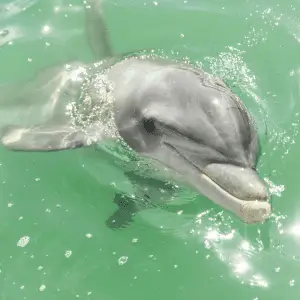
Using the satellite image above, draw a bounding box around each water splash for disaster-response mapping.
[264,178,285,197]
[204,46,264,108]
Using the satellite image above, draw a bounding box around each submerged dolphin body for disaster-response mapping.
[0,0,271,227]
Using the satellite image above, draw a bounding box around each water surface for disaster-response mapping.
[0,0,299,299]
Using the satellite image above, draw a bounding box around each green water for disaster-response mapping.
[0,0,300,299]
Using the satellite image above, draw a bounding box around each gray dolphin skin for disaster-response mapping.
[0,0,271,227]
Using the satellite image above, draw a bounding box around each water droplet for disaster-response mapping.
[39,285,46,292]
[275,267,280,272]
[290,279,295,286]
[118,256,128,265]
[17,236,30,247]
[41,25,51,34]
[65,250,72,258]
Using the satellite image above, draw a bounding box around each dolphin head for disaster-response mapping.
[115,64,271,224]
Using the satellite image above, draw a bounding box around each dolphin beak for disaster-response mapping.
[204,164,269,201]
[194,163,271,224]
[160,137,271,223]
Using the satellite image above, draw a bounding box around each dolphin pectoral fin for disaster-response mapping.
[105,193,141,229]
[105,172,178,230]
[0,124,96,152]
[84,0,114,61]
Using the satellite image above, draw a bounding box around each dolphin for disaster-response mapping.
[0,0,271,227]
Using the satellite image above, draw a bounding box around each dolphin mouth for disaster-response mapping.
[165,142,271,223]
[194,170,272,224]
[200,163,271,223]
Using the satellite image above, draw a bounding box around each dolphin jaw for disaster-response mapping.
[190,171,271,224]
[159,141,271,223]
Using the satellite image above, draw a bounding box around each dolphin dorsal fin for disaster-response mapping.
[84,0,115,61]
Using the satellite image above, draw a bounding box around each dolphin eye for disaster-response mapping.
[142,118,157,134]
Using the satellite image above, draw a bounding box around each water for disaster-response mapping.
[0,0,299,299]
